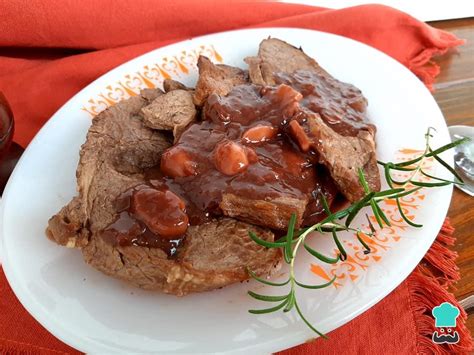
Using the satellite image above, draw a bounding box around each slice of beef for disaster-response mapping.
[244,56,266,86]
[163,79,190,92]
[245,38,327,86]
[48,89,171,247]
[82,218,280,295]
[140,88,164,101]
[220,193,308,230]
[47,91,168,246]
[47,89,281,295]
[306,112,380,201]
[46,196,89,248]
[246,38,380,201]
[140,90,197,142]
[246,38,369,136]
[77,90,172,231]
[193,56,248,106]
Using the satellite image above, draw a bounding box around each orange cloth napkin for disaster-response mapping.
[0,1,472,354]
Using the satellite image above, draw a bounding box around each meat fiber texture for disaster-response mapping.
[193,56,248,106]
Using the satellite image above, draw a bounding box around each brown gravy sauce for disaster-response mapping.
[100,186,184,256]
[275,70,374,137]
[102,71,372,255]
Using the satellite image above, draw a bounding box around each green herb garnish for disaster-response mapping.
[247,128,469,336]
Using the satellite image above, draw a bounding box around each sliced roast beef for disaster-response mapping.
[140,88,164,101]
[220,193,308,230]
[82,217,280,296]
[46,37,383,297]
[140,89,197,142]
[47,89,281,295]
[193,56,248,106]
[77,91,171,231]
[161,84,328,230]
[306,112,380,201]
[163,79,190,92]
[245,38,326,85]
[48,91,169,246]
[246,38,370,136]
[245,38,380,201]
[46,196,89,248]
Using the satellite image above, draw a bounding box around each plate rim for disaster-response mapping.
[0,26,452,353]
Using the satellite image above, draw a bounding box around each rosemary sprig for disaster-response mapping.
[247,128,469,336]
[382,127,469,227]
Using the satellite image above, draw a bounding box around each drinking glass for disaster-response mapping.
[0,92,16,193]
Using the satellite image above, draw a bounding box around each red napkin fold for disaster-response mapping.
[0,1,472,354]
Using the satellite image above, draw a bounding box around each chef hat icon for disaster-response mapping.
[432,302,460,327]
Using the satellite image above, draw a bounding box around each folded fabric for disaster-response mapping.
[0,1,471,354]
[0,1,463,147]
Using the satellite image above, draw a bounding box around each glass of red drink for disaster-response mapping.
[0,92,15,193]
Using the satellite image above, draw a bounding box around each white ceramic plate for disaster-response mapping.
[1,28,452,354]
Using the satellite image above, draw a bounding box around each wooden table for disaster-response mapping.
[429,18,474,332]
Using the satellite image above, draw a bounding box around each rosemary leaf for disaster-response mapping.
[284,214,297,263]
[394,155,424,168]
[345,192,376,227]
[276,227,309,243]
[411,180,452,188]
[320,193,331,215]
[295,301,327,339]
[390,176,410,186]
[374,200,391,227]
[365,213,376,234]
[378,161,416,171]
[396,198,422,228]
[275,236,300,244]
[247,268,290,287]
[390,166,418,171]
[304,243,339,264]
[248,291,289,302]
[373,188,405,198]
[332,228,347,261]
[329,207,352,221]
[295,275,337,289]
[248,231,286,248]
[358,168,370,193]
[356,232,371,254]
[384,164,395,188]
[370,199,384,228]
[430,150,464,183]
[384,186,422,200]
[319,225,348,232]
[420,170,463,185]
[284,291,296,312]
[249,299,289,314]
[425,137,470,158]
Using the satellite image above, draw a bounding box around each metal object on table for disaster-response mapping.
[459,295,474,315]
[448,125,474,197]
